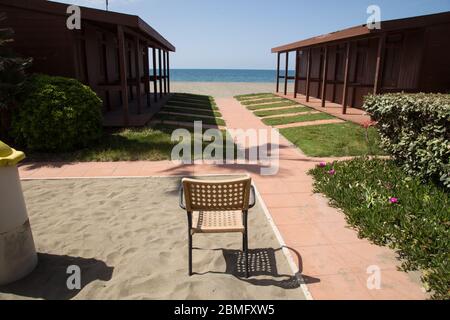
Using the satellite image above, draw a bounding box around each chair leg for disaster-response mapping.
[244,231,249,278]
[188,233,193,276]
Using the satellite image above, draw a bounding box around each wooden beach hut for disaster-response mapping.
[272,12,450,113]
[0,0,175,126]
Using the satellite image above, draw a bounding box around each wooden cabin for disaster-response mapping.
[0,0,176,126]
[272,12,450,113]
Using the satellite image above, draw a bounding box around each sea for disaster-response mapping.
[168,69,296,83]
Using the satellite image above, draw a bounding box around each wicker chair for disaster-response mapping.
[179,175,256,277]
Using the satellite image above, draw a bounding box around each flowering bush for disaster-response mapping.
[364,93,450,189]
[310,157,449,299]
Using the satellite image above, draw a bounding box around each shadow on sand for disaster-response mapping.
[193,247,319,290]
[0,253,113,300]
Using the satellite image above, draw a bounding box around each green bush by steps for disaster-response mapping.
[364,93,450,189]
[12,74,103,152]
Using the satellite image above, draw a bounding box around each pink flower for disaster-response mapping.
[389,197,398,204]
[327,169,336,175]
[318,162,327,167]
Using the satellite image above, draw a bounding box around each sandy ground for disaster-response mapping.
[0,176,305,300]
[171,81,294,98]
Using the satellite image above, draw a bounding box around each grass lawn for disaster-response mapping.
[263,112,335,126]
[24,125,234,162]
[155,93,225,126]
[162,106,222,117]
[280,122,385,157]
[174,92,214,101]
[234,93,274,101]
[246,101,298,110]
[241,97,285,105]
[254,106,312,117]
[164,100,218,110]
[309,158,450,299]
[23,125,180,162]
[154,113,225,126]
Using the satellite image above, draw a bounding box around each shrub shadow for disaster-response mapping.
[0,253,113,300]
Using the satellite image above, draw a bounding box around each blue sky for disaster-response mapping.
[54,0,450,69]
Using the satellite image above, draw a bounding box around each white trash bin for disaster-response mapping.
[0,141,37,285]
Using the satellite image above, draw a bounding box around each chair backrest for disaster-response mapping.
[182,176,252,212]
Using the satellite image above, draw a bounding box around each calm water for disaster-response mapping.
[168,69,296,83]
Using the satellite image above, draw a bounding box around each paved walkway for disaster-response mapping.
[17,96,427,300]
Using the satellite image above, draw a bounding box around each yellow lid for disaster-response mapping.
[0,140,25,167]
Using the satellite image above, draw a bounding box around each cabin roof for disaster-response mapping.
[0,0,175,51]
[271,11,450,53]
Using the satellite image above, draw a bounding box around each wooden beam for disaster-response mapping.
[158,48,163,98]
[373,33,386,95]
[167,51,171,94]
[117,25,129,126]
[102,36,111,111]
[163,50,167,94]
[341,42,351,114]
[152,47,158,102]
[284,52,289,95]
[294,50,300,98]
[305,48,312,102]
[134,36,142,114]
[321,46,329,108]
[143,44,151,107]
[276,52,280,92]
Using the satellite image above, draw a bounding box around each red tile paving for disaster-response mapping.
[17,94,428,300]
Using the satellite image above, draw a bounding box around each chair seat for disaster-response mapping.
[191,210,245,234]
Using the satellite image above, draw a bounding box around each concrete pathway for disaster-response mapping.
[214,97,427,300]
[17,96,428,300]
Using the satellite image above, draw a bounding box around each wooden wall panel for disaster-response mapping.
[0,5,76,77]
[418,23,450,92]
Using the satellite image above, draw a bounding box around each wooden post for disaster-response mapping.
[167,51,170,94]
[158,48,163,98]
[117,26,129,126]
[152,47,158,102]
[305,48,311,102]
[163,50,167,94]
[373,34,386,95]
[284,51,289,95]
[294,50,300,98]
[342,42,351,114]
[134,36,142,114]
[276,52,280,93]
[321,46,329,108]
[143,44,151,107]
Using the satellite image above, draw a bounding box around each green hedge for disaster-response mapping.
[364,93,450,188]
[12,74,102,152]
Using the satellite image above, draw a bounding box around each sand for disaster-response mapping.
[171,81,295,98]
[0,176,305,300]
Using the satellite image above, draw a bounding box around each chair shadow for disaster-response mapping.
[0,253,113,300]
[193,247,320,290]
